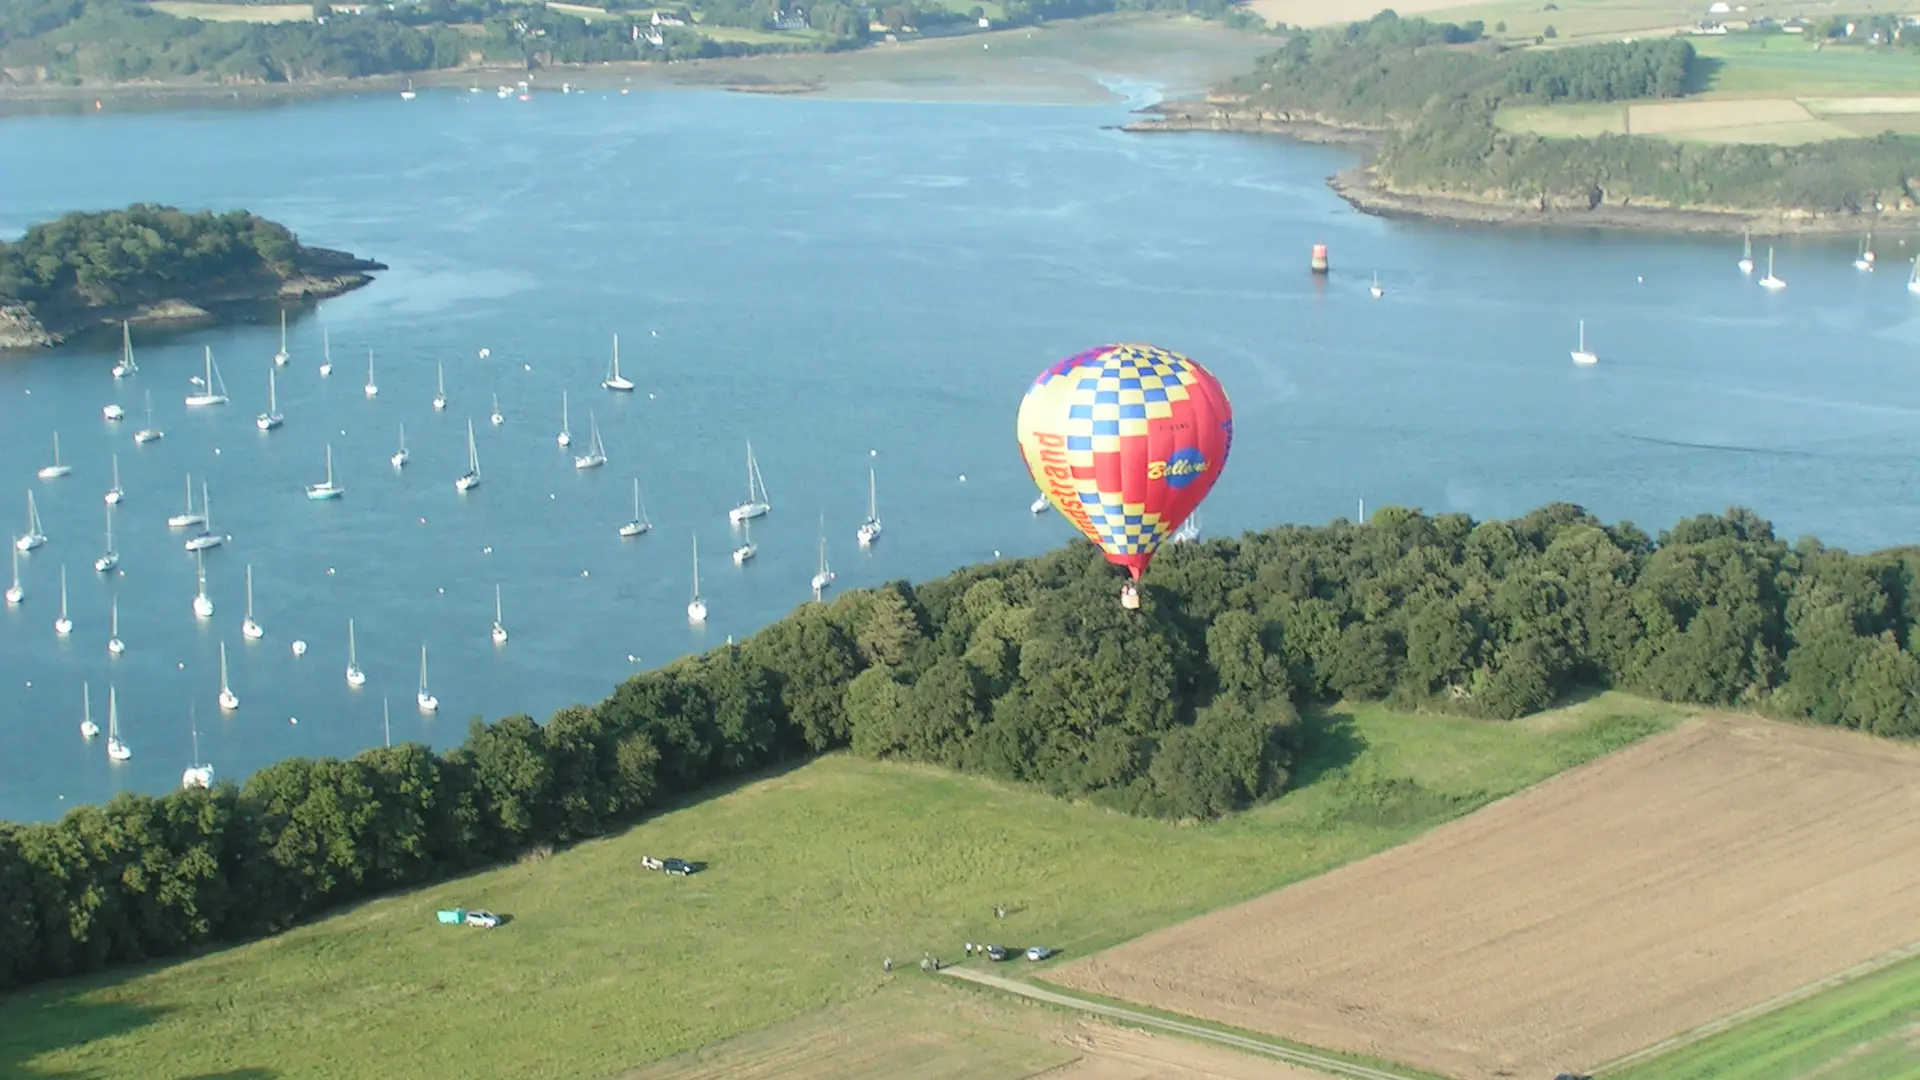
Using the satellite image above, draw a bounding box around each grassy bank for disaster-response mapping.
[0,693,1677,1080]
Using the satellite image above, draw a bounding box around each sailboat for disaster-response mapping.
[857,468,882,547]
[433,362,447,411]
[728,442,771,523]
[1571,320,1598,365]
[1171,512,1202,545]
[5,546,21,604]
[16,491,47,551]
[105,454,123,506]
[732,517,757,564]
[1853,231,1876,271]
[94,504,118,573]
[1909,256,1920,297]
[133,392,164,443]
[619,477,652,537]
[491,583,508,644]
[456,420,482,492]
[416,644,439,713]
[490,393,504,427]
[383,698,393,748]
[193,550,214,619]
[1030,495,1051,514]
[557,391,572,447]
[602,333,635,392]
[1759,246,1786,290]
[391,423,411,468]
[401,78,417,100]
[810,512,834,593]
[319,322,333,377]
[1370,271,1384,298]
[54,565,72,635]
[184,482,225,551]
[242,563,264,640]
[38,432,71,479]
[273,309,290,366]
[687,536,707,623]
[107,687,131,763]
[217,640,239,711]
[169,476,205,529]
[573,412,607,469]
[257,368,284,431]
[184,346,229,407]
[80,683,100,739]
[364,346,379,397]
[307,444,345,500]
[108,598,124,656]
[345,618,366,687]
[181,705,211,788]
[1738,230,1754,275]
[112,320,139,378]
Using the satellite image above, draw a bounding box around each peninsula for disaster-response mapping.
[0,204,383,350]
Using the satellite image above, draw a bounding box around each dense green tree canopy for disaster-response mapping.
[0,204,305,308]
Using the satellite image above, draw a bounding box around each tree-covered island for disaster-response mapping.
[0,204,384,349]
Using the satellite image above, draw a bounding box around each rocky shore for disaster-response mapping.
[0,246,384,351]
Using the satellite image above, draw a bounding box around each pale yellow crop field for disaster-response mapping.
[151,2,317,21]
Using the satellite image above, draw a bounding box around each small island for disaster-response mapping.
[0,204,384,350]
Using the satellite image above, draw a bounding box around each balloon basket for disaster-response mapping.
[1119,584,1141,611]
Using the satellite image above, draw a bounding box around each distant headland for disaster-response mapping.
[0,205,384,351]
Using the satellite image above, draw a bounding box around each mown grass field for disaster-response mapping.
[150,1,317,22]
[1691,36,1920,97]
[1609,951,1920,1080]
[0,694,1677,1080]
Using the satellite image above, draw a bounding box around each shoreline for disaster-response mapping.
[1124,99,1920,238]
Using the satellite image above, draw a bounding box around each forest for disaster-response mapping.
[0,205,317,311]
[4,501,1920,993]
[1228,12,1918,214]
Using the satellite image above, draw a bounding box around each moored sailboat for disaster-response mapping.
[573,412,607,469]
[169,475,205,528]
[392,423,411,468]
[364,346,379,397]
[1853,231,1876,271]
[105,454,123,506]
[112,320,139,378]
[1738,230,1754,275]
[687,536,708,623]
[108,598,124,656]
[16,491,47,552]
[319,321,334,377]
[557,391,572,447]
[38,432,72,479]
[183,482,225,551]
[619,477,652,537]
[491,392,504,426]
[856,468,882,547]
[732,517,757,565]
[133,392,164,444]
[491,583,508,644]
[181,705,211,788]
[257,367,284,431]
[1759,246,1786,290]
[433,362,447,411]
[307,445,345,500]
[80,683,100,739]
[456,420,482,492]
[345,618,366,687]
[184,346,230,407]
[728,442,770,523]
[273,309,290,366]
[54,565,72,636]
[602,333,635,392]
[1571,319,1598,365]
[242,563,264,640]
[417,644,439,713]
[217,640,239,712]
[810,512,834,594]
[94,504,118,573]
[107,687,131,763]
[6,546,22,605]
[193,550,214,619]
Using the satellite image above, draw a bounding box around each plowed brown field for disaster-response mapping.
[1051,715,1920,1080]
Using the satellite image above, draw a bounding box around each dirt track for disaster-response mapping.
[1049,715,1920,1080]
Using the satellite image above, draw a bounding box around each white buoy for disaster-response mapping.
[289,716,298,725]
[483,546,493,554]
[292,639,308,657]
[959,474,967,482]
[214,448,221,456]
[479,348,490,358]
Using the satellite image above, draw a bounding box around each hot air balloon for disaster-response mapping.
[1017,344,1232,605]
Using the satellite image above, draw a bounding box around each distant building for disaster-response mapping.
[1707,2,1729,13]
[771,6,809,30]
[650,12,686,26]
[978,15,991,27]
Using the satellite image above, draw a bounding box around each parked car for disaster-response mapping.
[1025,946,1053,962]
[662,858,697,876]
[985,944,1008,962]
[465,910,501,929]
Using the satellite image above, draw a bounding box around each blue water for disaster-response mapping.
[2,88,1918,821]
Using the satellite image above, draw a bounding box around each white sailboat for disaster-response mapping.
[687,536,707,623]
[1171,512,1202,545]
[105,454,123,505]
[364,346,379,397]
[133,391,163,444]
[1853,231,1876,271]
[112,320,139,378]
[16,491,47,552]
[345,618,366,687]
[108,598,124,656]
[184,346,230,407]
[810,512,834,594]
[602,333,635,392]
[5,546,21,604]
[1370,271,1384,298]
[1909,256,1920,297]
[1571,319,1598,365]
[80,683,100,739]
[107,687,131,763]
[169,476,205,529]
[391,423,410,468]
[319,322,333,377]
[181,706,211,789]
[242,563,264,640]
[557,391,572,447]
[217,640,239,712]
[307,444,345,500]
[401,78,417,101]
[732,517,757,565]
[37,432,71,479]
[416,644,439,713]
[94,504,118,573]
[1030,495,1051,514]
[490,392,503,426]
[1737,230,1754,275]
[619,477,652,537]
[54,565,72,635]
[433,362,447,411]
[857,468,882,547]
[456,420,482,492]
[491,583,508,644]
[273,309,290,366]
[257,367,284,431]
[184,482,225,551]
[193,550,214,619]
[1759,246,1786,290]
[728,442,770,523]
[573,412,607,469]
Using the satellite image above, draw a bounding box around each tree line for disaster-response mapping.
[0,205,306,310]
[5,501,1919,993]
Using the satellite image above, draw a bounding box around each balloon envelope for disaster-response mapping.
[1017,344,1232,579]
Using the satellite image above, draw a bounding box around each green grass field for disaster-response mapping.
[1609,951,1920,1080]
[150,1,316,22]
[1690,36,1920,96]
[0,694,1678,1080]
